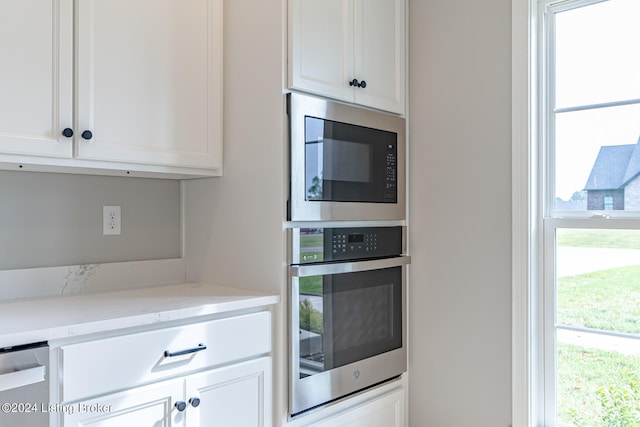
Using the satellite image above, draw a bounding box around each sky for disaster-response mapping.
[553,0,640,200]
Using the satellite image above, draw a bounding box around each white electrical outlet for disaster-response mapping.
[103,206,121,235]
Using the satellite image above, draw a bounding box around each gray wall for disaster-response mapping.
[408,0,512,426]
[0,171,181,270]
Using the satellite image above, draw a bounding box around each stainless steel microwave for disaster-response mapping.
[287,93,406,222]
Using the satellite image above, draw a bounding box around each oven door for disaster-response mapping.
[288,92,406,221]
[289,256,409,416]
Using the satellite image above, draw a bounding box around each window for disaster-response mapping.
[537,0,640,425]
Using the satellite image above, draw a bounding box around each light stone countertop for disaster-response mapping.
[0,282,280,348]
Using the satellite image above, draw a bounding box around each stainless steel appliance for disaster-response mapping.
[0,342,50,427]
[287,92,406,222]
[288,226,409,416]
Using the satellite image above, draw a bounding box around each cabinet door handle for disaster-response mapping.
[189,397,201,408]
[62,128,74,138]
[359,80,367,88]
[81,130,93,140]
[175,401,187,412]
[164,343,207,358]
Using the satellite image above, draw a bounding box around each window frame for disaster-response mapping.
[513,0,640,425]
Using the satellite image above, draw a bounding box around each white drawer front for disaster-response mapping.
[61,311,271,402]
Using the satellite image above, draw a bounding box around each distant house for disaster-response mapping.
[584,138,640,210]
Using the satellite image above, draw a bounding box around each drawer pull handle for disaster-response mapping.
[164,343,207,358]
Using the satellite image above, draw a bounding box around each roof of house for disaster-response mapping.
[584,138,640,190]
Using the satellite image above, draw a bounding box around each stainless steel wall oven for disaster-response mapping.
[288,226,409,416]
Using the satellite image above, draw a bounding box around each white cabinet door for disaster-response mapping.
[186,357,272,427]
[75,0,222,170]
[309,388,405,427]
[289,0,353,103]
[0,0,73,158]
[62,358,272,427]
[289,0,405,114]
[353,0,405,113]
[63,379,184,427]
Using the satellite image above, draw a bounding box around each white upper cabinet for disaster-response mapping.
[0,0,222,177]
[288,0,405,114]
[0,0,73,158]
[75,0,222,172]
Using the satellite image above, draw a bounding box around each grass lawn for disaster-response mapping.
[557,265,640,334]
[557,229,640,250]
[558,343,640,426]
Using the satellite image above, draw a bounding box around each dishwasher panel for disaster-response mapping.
[0,342,49,427]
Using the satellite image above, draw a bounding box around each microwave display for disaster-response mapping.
[304,116,397,203]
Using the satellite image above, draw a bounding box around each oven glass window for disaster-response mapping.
[304,116,397,203]
[298,267,402,378]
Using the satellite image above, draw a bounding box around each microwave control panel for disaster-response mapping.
[295,226,403,264]
[385,143,397,200]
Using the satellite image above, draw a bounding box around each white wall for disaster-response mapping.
[183,0,285,293]
[408,0,512,426]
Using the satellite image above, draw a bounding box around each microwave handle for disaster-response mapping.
[290,256,410,278]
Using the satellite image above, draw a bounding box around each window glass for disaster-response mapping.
[552,0,640,213]
[555,228,640,426]
[543,1,640,425]
[555,0,640,109]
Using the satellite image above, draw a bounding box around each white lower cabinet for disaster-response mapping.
[310,388,405,427]
[186,358,272,427]
[63,357,272,427]
[57,311,272,427]
[63,378,183,426]
[287,385,406,427]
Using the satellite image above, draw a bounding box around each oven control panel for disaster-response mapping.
[294,226,403,264]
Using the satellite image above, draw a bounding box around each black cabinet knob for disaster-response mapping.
[81,130,93,140]
[349,79,366,88]
[175,401,187,412]
[189,397,201,408]
[62,128,74,138]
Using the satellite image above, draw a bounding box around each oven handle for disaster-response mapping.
[290,256,410,278]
